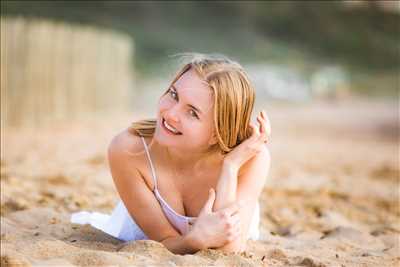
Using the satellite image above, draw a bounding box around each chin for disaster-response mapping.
[154,132,196,152]
[153,126,177,147]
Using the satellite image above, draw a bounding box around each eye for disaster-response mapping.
[168,88,178,100]
[189,109,199,119]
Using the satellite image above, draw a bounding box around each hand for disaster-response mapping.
[223,110,271,171]
[187,188,244,249]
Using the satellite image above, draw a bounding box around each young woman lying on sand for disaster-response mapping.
[71,53,271,255]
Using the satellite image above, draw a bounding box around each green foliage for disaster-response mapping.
[1,1,399,95]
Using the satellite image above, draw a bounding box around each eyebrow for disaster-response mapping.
[171,84,203,114]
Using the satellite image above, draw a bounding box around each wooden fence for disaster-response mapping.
[1,17,135,127]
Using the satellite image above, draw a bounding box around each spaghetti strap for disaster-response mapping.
[71,135,260,240]
[140,136,158,191]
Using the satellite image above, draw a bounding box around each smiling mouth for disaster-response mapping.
[162,118,182,135]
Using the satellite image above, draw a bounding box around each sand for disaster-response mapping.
[1,98,399,266]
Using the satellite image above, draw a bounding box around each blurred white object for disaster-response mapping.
[246,63,350,101]
[311,66,350,99]
[246,64,311,102]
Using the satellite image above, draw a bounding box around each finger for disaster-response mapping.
[200,188,216,214]
[256,111,271,144]
[227,229,241,242]
[248,123,255,137]
[229,213,241,225]
[231,219,241,232]
[232,228,242,239]
[256,116,268,143]
[249,123,260,139]
[221,202,240,216]
[261,109,266,119]
[226,228,241,243]
[257,114,265,134]
[228,220,242,238]
[261,110,271,137]
[222,199,247,216]
[229,207,240,217]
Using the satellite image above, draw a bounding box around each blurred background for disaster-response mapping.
[1,0,399,127]
[1,2,399,266]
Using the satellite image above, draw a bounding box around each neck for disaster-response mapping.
[162,143,224,174]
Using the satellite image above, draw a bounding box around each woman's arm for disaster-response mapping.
[213,111,271,253]
[108,133,203,254]
[109,130,243,255]
[213,162,238,209]
[213,146,270,253]
[159,231,204,255]
[212,162,241,253]
[162,147,270,255]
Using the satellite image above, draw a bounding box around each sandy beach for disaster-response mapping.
[1,99,399,267]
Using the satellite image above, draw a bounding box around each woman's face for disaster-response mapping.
[154,68,216,153]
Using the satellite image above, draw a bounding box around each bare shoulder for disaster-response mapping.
[107,128,156,189]
[108,128,147,158]
[106,128,181,241]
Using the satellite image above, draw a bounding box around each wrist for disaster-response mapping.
[222,159,239,174]
[184,230,206,251]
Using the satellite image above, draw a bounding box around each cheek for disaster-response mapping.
[158,96,174,111]
[183,120,213,140]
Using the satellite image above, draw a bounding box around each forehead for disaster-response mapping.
[173,69,214,114]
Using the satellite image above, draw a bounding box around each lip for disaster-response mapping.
[161,118,182,135]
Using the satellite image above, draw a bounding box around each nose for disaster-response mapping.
[164,105,180,124]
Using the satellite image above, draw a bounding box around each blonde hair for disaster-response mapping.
[129,53,255,154]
